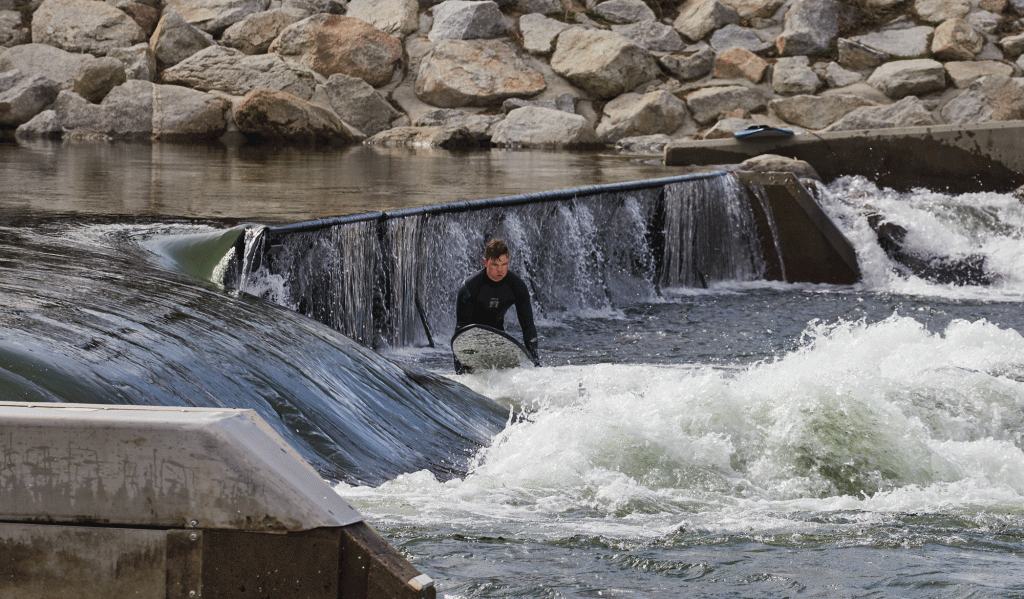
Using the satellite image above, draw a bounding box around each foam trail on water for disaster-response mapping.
[337,315,1024,538]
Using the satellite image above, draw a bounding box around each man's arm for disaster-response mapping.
[455,283,473,330]
[510,276,539,362]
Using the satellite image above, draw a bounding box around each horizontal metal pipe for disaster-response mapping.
[266,172,728,235]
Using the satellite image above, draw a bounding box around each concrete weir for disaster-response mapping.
[664,120,1024,193]
[0,403,435,599]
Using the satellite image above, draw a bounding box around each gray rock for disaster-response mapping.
[269,14,404,86]
[15,109,64,139]
[776,0,856,56]
[658,43,714,80]
[702,116,755,138]
[162,46,320,100]
[931,18,983,61]
[824,95,936,131]
[520,13,571,56]
[672,0,739,43]
[771,55,821,96]
[490,105,603,148]
[939,74,1024,124]
[914,0,969,24]
[413,107,503,140]
[0,10,29,48]
[162,0,271,36]
[364,125,479,148]
[596,89,688,142]
[320,72,401,136]
[73,56,126,103]
[720,0,783,19]
[966,9,1001,35]
[221,8,309,55]
[944,60,1014,88]
[502,92,576,113]
[611,21,684,54]
[867,58,946,99]
[550,27,660,100]
[234,88,354,144]
[614,133,671,154]
[514,0,562,13]
[347,0,419,37]
[823,61,862,87]
[428,0,507,41]
[709,24,772,53]
[851,25,933,59]
[593,0,655,24]
[739,154,821,181]
[0,70,60,126]
[0,43,91,89]
[108,43,157,81]
[685,84,766,124]
[32,0,146,56]
[769,93,872,129]
[999,32,1024,59]
[416,39,546,107]
[150,11,214,67]
[837,37,887,70]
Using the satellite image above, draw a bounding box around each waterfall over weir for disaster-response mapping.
[225,172,775,349]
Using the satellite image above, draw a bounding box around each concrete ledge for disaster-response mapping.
[0,403,436,599]
[738,171,860,285]
[665,121,1024,193]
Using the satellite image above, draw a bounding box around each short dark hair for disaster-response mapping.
[484,238,509,261]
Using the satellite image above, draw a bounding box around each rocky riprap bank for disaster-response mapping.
[2,0,1024,150]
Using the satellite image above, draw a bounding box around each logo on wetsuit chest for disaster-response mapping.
[488,297,500,310]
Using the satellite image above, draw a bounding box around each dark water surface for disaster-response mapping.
[2,140,1024,598]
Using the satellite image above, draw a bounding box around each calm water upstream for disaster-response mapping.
[2,140,1023,597]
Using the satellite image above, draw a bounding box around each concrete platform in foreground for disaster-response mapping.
[664,120,1024,194]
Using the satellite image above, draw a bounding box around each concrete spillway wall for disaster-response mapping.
[664,120,1024,194]
[0,403,434,599]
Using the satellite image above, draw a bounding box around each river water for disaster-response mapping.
[2,140,1023,597]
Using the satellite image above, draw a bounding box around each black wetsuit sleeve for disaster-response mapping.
[511,275,538,347]
[455,270,483,331]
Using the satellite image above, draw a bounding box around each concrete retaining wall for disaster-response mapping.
[665,121,1024,194]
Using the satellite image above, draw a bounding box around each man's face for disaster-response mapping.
[484,254,509,282]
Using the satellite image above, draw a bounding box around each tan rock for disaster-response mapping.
[713,46,768,83]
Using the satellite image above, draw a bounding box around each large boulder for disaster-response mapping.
[0,70,60,126]
[939,75,1024,124]
[150,11,214,67]
[27,81,228,140]
[611,21,685,54]
[672,0,739,43]
[0,43,91,89]
[0,10,29,47]
[930,18,984,61]
[319,72,401,136]
[550,28,659,100]
[220,7,308,54]
[595,90,688,143]
[776,0,856,56]
[867,58,946,99]
[32,0,145,56]
[415,39,546,108]
[824,95,937,131]
[428,0,508,41]
[520,13,571,56]
[73,56,127,102]
[490,105,603,148]
[269,14,404,86]
[769,93,873,130]
[364,125,479,148]
[346,0,419,37]
[685,84,767,124]
[234,88,356,144]
[162,45,320,100]
[162,0,271,36]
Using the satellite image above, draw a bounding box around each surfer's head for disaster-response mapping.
[484,238,510,282]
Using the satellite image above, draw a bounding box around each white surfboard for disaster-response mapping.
[451,324,538,373]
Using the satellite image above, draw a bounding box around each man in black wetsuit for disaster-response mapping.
[455,238,539,365]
